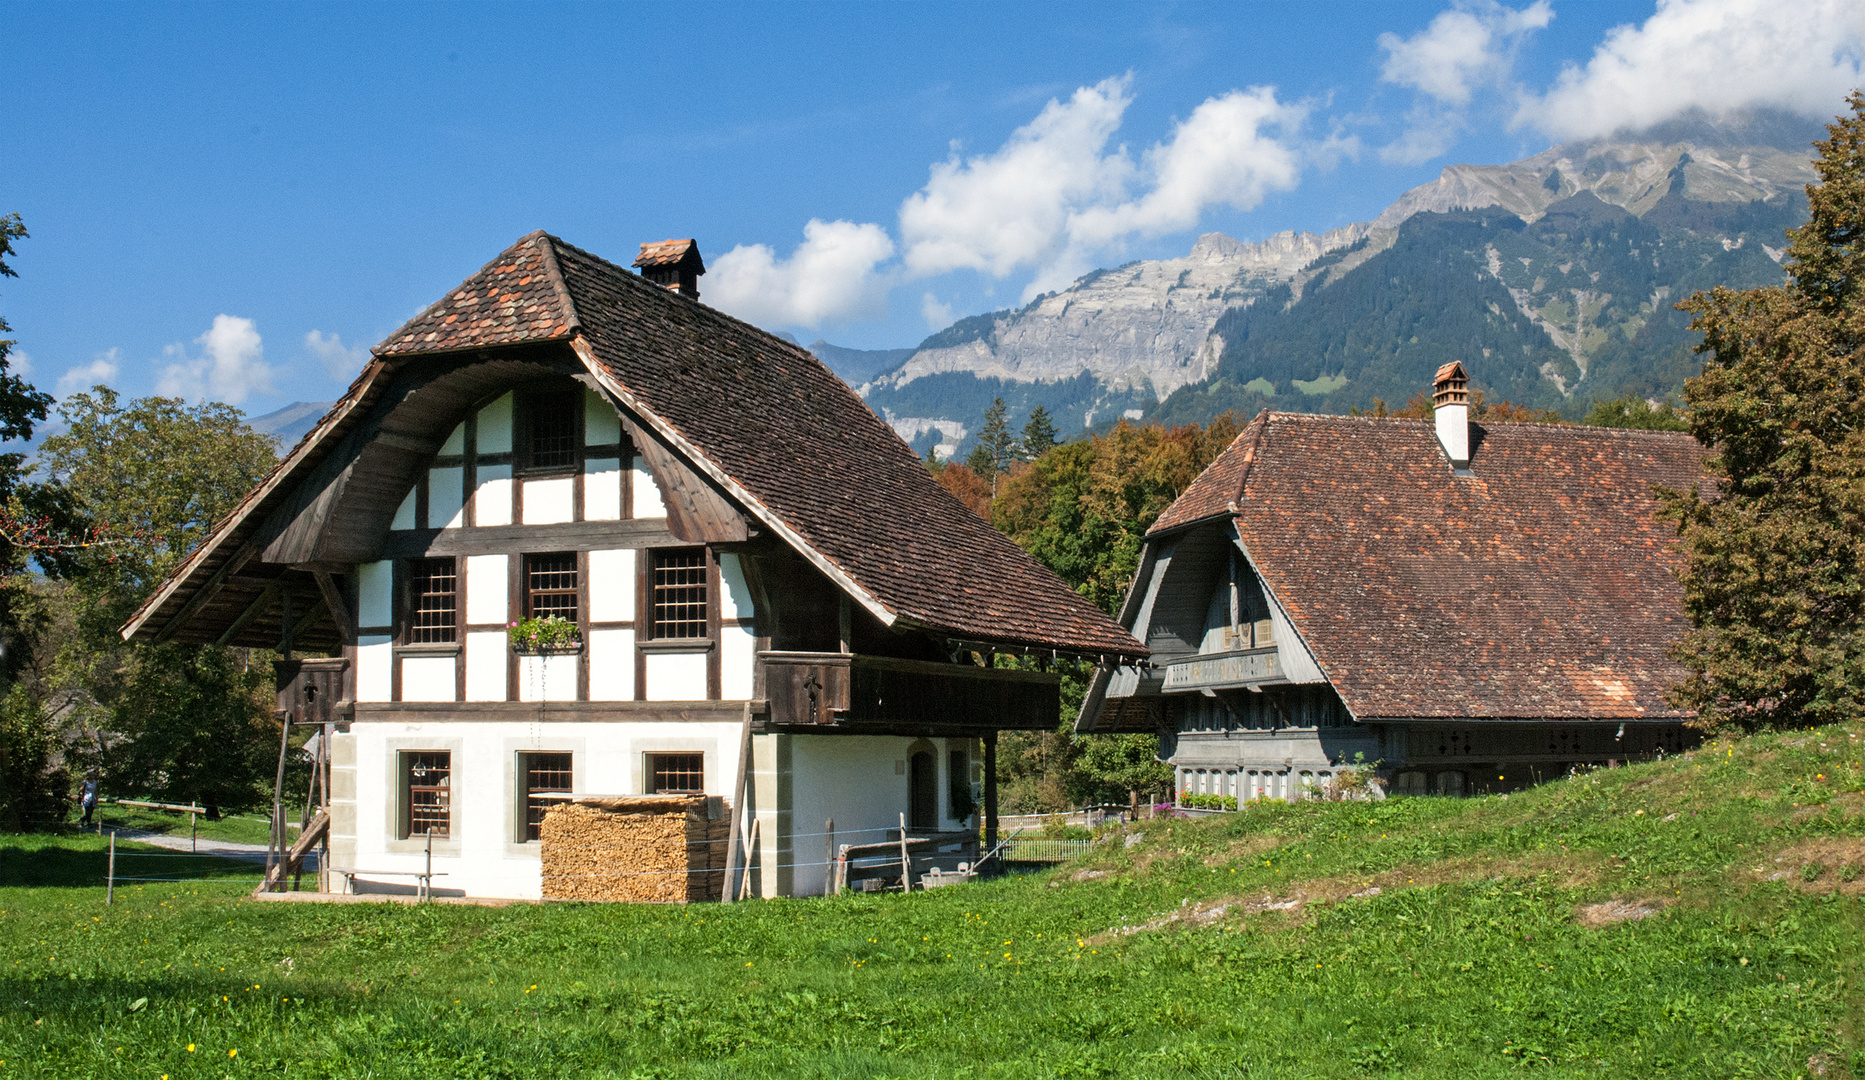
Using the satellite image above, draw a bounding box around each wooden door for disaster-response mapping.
[908,751,937,830]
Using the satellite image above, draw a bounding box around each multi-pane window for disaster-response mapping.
[407,558,457,643]
[526,553,578,624]
[652,550,707,638]
[528,392,577,470]
[403,752,451,838]
[519,751,573,841]
[646,752,705,794]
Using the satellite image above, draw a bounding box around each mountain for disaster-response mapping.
[805,340,917,385]
[860,114,1821,455]
[246,400,333,452]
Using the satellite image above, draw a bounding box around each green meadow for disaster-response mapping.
[1,724,1861,1079]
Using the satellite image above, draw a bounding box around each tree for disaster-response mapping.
[1660,92,1865,730]
[1583,394,1690,431]
[965,397,1017,480]
[34,389,281,814]
[934,461,992,518]
[1019,406,1058,459]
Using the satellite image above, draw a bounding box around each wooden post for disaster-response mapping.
[190,810,197,854]
[738,818,760,901]
[823,818,834,896]
[266,711,291,891]
[983,731,999,863]
[897,812,912,893]
[721,712,754,902]
[423,831,432,903]
[106,831,115,905]
[834,844,849,895]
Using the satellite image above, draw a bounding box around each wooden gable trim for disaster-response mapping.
[569,335,897,630]
[613,411,747,544]
[121,360,392,642]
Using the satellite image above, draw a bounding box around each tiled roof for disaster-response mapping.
[1154,413,1706,720]
[129,232,1141,659]
[376,231,577,356]
[632,239,702,269]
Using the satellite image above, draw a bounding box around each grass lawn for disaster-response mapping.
[75,805,279,848]
[1,724,1862,1079]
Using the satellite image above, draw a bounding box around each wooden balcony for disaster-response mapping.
[758,652,1060,733]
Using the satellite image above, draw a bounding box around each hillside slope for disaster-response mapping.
[2,720,1860,1077]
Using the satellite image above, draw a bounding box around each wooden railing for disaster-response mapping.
[758,652,1060,730]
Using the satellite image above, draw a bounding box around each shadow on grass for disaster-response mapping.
[0,841,257,889]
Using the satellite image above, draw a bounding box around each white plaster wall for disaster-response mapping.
[588,629,635,701]
[345,719,743,900]
[721,625,756,700]
[392,488,417,531]
[478,393,513,453]
[357,636,393,702]
[440,422,466,455]
[632,456,666,518]
[358,561,393,627]
[430,467,465,529]
[475,465,513,527]
[584,459,621,520]
[718,554,751,620]
[785,735,934,897]
[517,655,578,702]
[465,555,508,625]
[584,389,621,444]
[402,656,456,702]
[464,632,507,701]
[644,652,707,700]
[522,477,574,525]
[588,550,634,621]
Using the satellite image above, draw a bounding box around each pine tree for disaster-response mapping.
[965,397,1017,480]
[1661,92,1865,730]
[1020,405,1058,459]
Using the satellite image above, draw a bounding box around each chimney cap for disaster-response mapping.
[1433,361,1470,408]
[633,238,705,273]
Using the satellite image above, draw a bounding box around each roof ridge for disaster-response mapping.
[534,233,581,336]
[1230,408,1271,505]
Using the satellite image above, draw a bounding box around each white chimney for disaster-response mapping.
[1432,362,1471,469]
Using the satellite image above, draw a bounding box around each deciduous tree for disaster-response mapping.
[1662,92,1865,730]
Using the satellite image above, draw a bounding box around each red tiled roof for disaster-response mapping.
[1153,412,1707,720]
[128,232,1142,659]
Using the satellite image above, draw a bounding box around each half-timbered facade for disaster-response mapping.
[124,232,1144,899]
[1077,364,1705,800]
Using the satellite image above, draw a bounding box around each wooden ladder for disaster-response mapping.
[257,809,328,894]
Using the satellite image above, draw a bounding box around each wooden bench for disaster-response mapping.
[329,868,448,902]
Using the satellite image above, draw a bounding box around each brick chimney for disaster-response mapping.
[633,239,706,299]
[1432,361,1471,470]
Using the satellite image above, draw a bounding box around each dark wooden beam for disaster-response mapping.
[984,731,999,856]
[215,581,280,647]
[311,571,354,645]
[154,540,258,643]
[351,701,746,723]
[376,519,682,559]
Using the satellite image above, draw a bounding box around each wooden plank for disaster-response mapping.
[376,518,681,559]
[615,413,749,544]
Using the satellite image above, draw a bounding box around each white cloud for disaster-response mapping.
[304,330,368,380]
[1375,2,1552,164]
[920,292,955,330]
[156,314,275,405]
[1518,0,1865,140]
[9,349,30,377]
[55,349,120,398]
[900,76,1135,279]
[706,219,896,329]
[1379,2,1552,107]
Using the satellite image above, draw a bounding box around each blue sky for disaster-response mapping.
[2,1,1860,416]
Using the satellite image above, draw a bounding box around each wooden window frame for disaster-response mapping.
[399,750,452,839]
[517,750,574,842]
[635,547,722,701]
[644,751,705,794]
[403,557,459,645]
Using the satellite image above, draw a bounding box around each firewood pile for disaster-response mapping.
[540,795,730,903]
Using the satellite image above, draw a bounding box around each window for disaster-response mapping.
[519,752,573,841]
[402,752,451,838]
[528,391,577,470]
[646,752,704,793]
[526,553,578,623]
[652,550,707,638]
[407,558,457,643]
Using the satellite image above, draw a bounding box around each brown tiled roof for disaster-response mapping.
[1152,413,1707,720]
[632,238,702,269]
[126,232,1142,660]
[377,231,577,356]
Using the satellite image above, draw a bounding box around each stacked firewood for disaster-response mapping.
[540,795,730,903]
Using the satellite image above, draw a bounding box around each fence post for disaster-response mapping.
[824,818,834,897]
[106,831,116,905]
[897,813,912,893]
[190,810,197,854]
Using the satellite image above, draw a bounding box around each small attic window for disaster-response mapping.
[528,392,577,470]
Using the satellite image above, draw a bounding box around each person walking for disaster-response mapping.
[79,775,99,829]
